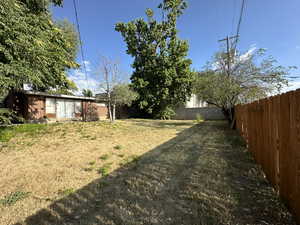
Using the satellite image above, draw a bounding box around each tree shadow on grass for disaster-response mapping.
[14,121,295,225]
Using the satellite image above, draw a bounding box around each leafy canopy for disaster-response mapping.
[0,0,78,95]
[82,89,94,97]
[112,84,138,107]
[115,0,194,119]
[194,48,292,122]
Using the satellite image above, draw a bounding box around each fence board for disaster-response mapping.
[235,89,300,224]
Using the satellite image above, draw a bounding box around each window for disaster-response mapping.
[46,98,56,114]
[75,101,82,114]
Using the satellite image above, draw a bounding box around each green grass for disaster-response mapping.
[97,163,112,176]
[88,161,96,166]
[120,155,140,166]
[0,124,48,142]
[0,191,30,206]
[114,145,123,150]
[58,188,75,196]
[99,154,109,160]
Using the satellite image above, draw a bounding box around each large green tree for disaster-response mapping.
[194,48,292,128]
[0,0,78,95]
[116,0,194,119]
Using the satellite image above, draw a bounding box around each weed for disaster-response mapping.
[114,145,122,150]
[117,154,125,158]
[58,188,75,196]
[122,155,140,165]
[97,164,111,176]
[26,142,34,147]
[88,161,96,166]
[0,191,30,206]
[82,135,92,139]
[99,154,109,160]
[83,167,94,172]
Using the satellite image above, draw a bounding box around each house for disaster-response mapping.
[174,94,225,120]
[4,91,108,122]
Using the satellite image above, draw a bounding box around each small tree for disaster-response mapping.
[97,57,137,122]
[82,89,93,97]
[194,48,293,128]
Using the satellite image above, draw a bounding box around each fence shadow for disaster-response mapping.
[14,121,295,225]
[218,125,296,225]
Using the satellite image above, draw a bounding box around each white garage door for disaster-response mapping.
[56,99,66,119]
[56,99,81,119]
[65,100,75,118]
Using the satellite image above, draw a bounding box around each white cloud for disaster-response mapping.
[281,80,300,93]
[212,45,257,70]
[68,61,100,95]
[238,45,256,62]
[82,60,92,72]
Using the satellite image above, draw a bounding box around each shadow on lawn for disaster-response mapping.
[14,121,295,225]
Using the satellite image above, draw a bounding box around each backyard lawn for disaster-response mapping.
[0,120,296,225]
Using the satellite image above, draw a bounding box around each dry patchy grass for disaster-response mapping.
[0,119,193,225]
[0,120,296,225]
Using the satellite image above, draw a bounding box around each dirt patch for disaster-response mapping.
[0,120,296,225]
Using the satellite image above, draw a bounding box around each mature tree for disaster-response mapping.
[56,19,80,62]
[194,48,292,128]
[0,0,78,95]
[112,84,138,107]
[82,89,94,97]
[115,0,194,119]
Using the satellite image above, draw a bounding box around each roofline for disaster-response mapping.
[24,91,96,101]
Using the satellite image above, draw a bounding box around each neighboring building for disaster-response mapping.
[5,91,108,122]
[174,94,225,120]
[185,94,208,108]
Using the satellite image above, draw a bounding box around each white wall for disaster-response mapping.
[186,94,208,108]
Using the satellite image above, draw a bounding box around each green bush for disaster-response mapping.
[196,113,204,123]
[0,108,24,125]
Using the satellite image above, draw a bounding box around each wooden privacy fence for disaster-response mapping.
[235,89,300,224]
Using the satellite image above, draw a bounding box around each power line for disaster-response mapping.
[233,0,246,50]
[231,0,237,36]
[72,0,88,83]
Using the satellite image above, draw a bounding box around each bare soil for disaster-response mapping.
[0,120,296,225]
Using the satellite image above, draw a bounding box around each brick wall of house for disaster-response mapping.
[96,103,108,120]
[82,102,108,121]
[27,96,46,120]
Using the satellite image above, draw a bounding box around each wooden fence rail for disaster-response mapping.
[235,89,300,224]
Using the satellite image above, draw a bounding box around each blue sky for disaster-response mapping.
[52,0,300,93]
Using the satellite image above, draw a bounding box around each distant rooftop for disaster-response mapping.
[24,91,96,101]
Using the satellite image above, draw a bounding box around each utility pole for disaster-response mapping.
[218,35,239,76]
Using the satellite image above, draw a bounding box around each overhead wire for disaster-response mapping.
[72,0,89,86]
[233,0,246,51]
[230,0,237,36]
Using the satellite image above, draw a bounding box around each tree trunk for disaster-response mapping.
[108,101,113,123]
[222,107,236,129]
[112,104,116,122]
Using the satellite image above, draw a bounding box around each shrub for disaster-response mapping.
[0,108,24,125]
